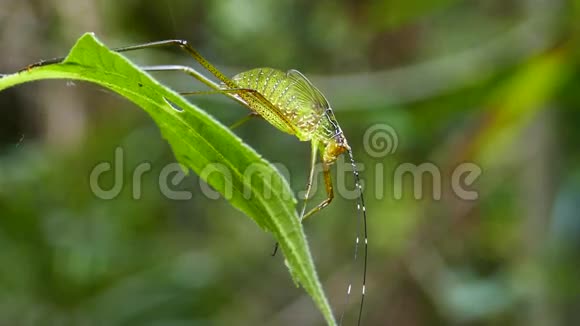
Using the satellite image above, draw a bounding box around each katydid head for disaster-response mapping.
[322,131,351,164]
[316,104,352,165]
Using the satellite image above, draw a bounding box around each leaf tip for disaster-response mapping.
[63,32,106,65]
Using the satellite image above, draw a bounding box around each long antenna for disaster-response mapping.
[339,149,368,326]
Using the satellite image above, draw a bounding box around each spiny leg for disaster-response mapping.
[24,39,234,86]
[22,41,237,100]
[300,142,320,221]
[301,162,334,221]
[275,159,332,265]
[24,40,285,118]
[21,42,233,99]
[23,37,299,135]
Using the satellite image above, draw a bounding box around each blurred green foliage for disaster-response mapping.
[1,0,580,325]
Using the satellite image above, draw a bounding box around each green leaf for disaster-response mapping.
[0,33,336,326]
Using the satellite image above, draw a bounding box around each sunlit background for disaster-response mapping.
[1,0,579,325]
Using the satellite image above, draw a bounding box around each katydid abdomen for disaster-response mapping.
[231,67,340,144]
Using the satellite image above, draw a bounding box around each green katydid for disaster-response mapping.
[23,39,369,325]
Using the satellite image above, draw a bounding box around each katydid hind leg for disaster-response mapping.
[23,39,233,87]
[114,40,233,86]
[20,40,298,136]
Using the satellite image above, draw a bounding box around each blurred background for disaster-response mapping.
[1,0,579,325]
